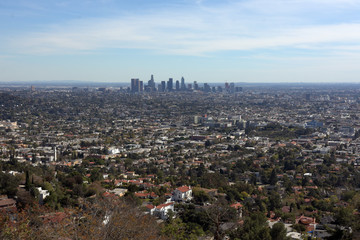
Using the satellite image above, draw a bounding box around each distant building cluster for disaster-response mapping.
[131,75,242,93]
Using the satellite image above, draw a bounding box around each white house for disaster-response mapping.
[37,187,50,204]
[172,186,192,202]
[147,202,174,220]
[108,147,121,155]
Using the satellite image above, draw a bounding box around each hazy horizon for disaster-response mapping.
[1,79,360,88]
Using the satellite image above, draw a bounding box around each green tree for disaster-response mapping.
[90,168,103,182]
[268,191,281,211]
[269,169,278,186]
[162,218,201,240]
[0,172,20,197]
[192,188,211,205]
[270,222,289,240]
[25,170,31,190]
[325,227,352,240]
[231,212,271,240]
[335,207,355,227]
[292,224,306,233]
[205,198,238,240]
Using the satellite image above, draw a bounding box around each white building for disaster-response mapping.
[37,187,50,204]
[147,202,175,220]
[172,186,192,202]
[108,147,121,155]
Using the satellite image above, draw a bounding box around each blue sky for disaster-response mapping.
[1,0,360,83]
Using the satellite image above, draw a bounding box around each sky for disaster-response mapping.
[1,0,360,83]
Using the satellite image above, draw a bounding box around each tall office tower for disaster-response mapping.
[148,74,156,91]
[187,83,192,90]
[193,81,199,90]
[204,83,211,92]
[181,77,186,90]
[225,82,229,91]
[131,78,140,93]
[176,80,180,91]
[230,82,235,93]
[167,78,173,91]
[131,78,136,92]
[140,81,144,92]
[161,81,166,92]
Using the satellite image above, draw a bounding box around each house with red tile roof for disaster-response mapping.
[230,202,243,218]
[172,186,192,202]
[134,191,159,199]
[146,204,155,215]
[155,202,174,220]
[147,202,174,220]
[230,202,243,209]
[296,215,317,232]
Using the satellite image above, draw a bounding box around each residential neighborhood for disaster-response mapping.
[1,83,360,239]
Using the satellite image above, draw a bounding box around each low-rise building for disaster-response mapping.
[172,186,192,202]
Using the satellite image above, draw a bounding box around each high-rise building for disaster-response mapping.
[176,80,180,91]
[194,81,199,90]
[204,83,211,92]
[230,82,235,93]
[131,78,136,92]
[140,81,144,92]
[160,81,166,92]
[148,74,156,91]
[167,78,173,91]
[181,77,186,90]
[131,78,140,93]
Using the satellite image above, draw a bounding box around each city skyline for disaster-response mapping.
[2,0,360,83]
[129,75,242,93]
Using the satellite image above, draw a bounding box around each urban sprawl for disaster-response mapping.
[1,79,360,239]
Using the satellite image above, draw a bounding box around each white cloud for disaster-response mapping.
[7,0,360,56]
